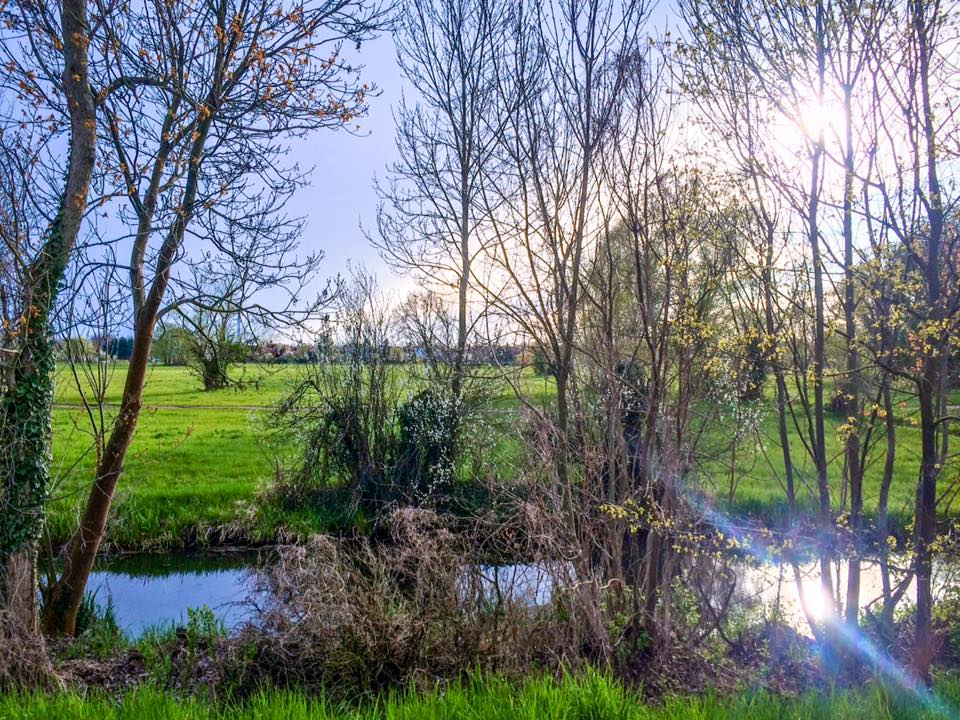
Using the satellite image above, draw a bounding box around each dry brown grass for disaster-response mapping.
[0,612,60,690]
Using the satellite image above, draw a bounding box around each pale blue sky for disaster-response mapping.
[285,33,407,291]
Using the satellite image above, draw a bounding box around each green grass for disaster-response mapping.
[2,670,959,719]
[48,362,957,551]
[48,363,548,549]
[703,401,946,533]
[50,403,275,549]
[52,362,556,408]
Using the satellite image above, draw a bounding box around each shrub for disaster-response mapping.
[392,389,458,505]
[270,370,480,514]
[236,509,576,695]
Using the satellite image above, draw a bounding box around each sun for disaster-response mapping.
[795,94,846,141]
[770,91,848,156]
[798,580,835,622]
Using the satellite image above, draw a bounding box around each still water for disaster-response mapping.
[86,552,261,636]
[86,551,951,639]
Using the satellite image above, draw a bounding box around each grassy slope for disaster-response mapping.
[2,671,959,719]
[49,362,957,550]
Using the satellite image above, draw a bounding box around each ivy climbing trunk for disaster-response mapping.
[1,335,58,639]
[0,0,97,681]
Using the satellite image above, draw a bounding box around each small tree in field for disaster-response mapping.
[178,309,250,391]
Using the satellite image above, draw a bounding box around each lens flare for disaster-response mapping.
[676,490,957,717]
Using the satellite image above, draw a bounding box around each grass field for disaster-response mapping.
[48,362,958,550]
[48,363,549,549]
[3,671,959,720]
[704,400,957,532]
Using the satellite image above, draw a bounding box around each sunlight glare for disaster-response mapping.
[799,581,832,622]
[772,93,847,153]
[796,96,837,140]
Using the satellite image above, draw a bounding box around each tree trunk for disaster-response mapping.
[44,115,213,636]
[0,551,37,635]
[0,0,96,674]
[910,0,944,683]
[0,548,54,687]
[452,101,471,408]
[807,6,839,668]
[841,78,862,642]
[42,321,155,634]
[760,215,797,521]
[877,380,896,548]
[641,525,662,641]
[914,373,940,681]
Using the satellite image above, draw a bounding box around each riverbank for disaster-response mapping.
[22,515,960,720]
[3,670,959,719]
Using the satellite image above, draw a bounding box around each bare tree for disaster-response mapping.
[473,0,647,658]
[681,0,960,681]
[484,0,645,526]
[864,0,960,680]
[682,0,847,655]
[43,0,389,635]
[371,0,506,417]
[594,44,750,645]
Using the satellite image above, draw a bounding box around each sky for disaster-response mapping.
[283,33,408,293]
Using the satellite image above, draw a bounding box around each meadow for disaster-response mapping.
[47,363,551,549]
[48,362,959,551]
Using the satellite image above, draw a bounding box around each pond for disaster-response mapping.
[84,550,954,639]
[85,551,262,636]
[86,552,559,637]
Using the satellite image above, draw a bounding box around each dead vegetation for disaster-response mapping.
[0,612,60,690]
[235,508,579,694]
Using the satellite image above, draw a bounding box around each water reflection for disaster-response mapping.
[86,552,261,636]
[733,555,955,636]
[466,563,556,607]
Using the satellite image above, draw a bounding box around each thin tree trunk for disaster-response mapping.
[877,380,896,545]
[452,68,471,409]
[841,78,862,637]
[43,115,213,636]
[807,5,838,669]
[910,0,944,683]
[809,8,831,553]
[761,218,797,520]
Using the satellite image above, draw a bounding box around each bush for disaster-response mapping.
[392,389,458,505]
[270,370,476,514]
[237,509,576,694]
